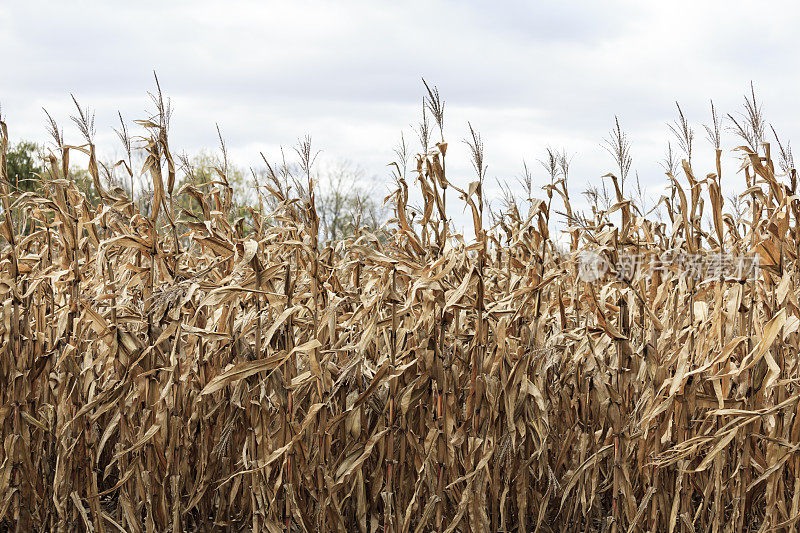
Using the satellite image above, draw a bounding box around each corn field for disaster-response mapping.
[2,87,800,532]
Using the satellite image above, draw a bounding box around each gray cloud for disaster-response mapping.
[2,0,800,236]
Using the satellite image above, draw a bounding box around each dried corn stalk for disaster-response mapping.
[1,90,800,533]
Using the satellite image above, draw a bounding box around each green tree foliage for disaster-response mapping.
[176,151,252,222]
[69,166,102,207]
[6,141,44,192]
[4,140,102,206]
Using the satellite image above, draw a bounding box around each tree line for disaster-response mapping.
[4,138,386,243]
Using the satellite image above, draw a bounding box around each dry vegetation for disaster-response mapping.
[2,82,800,532]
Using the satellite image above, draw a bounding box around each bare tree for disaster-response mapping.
[315,160,386,242]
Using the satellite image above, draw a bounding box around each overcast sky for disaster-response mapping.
[2,0,799,234]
